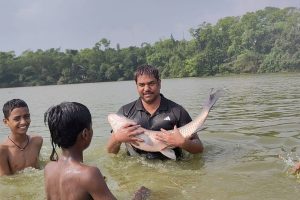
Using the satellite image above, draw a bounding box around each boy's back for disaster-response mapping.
[45,159,112,200]
[44,102,116,200]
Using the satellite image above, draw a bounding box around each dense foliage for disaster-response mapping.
[0,7,299,88]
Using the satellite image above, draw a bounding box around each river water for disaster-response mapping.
[0,73,299,200]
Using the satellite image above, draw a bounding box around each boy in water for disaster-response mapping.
[44,102,117,200]
[44,102,150,200]
[0,99,43,176]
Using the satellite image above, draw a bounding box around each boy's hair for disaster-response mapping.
[134,64,160,83]
[44,102,92,161]
[3,99,28,119]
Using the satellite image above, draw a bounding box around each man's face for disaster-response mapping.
[3,107,31,135]
[136,74,161,104]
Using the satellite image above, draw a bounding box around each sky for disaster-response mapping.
[1,0,299,55]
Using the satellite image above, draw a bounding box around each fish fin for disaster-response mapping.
[125,143,139,156]
[160,148,176,160]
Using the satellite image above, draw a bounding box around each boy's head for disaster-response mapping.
[44,102,92,161]
[3,99,28,119]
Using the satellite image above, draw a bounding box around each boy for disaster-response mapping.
[0,99,43,176]
[44,102,117,200]
[44,102,150,200]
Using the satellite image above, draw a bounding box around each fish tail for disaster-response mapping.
[202,88,223,111]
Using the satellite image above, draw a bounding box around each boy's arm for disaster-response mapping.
[34,135,43,168]
[85,167,117,200]
[28,135,43,169]
[0,146,11,176]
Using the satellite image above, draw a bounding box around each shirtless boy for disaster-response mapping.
[0,99,43,176]
[44,102,117,200]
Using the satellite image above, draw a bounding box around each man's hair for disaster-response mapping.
[134,64,160,83]
[44,102,92,161]
[3,99,28,119]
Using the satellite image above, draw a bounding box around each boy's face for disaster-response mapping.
[3,107,31,135]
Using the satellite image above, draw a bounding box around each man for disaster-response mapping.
[0,99,43,176]
[107,64,203,160]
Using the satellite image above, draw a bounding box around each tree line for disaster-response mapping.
[0,7,299,88]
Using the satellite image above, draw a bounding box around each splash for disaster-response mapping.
[279,147,300,176]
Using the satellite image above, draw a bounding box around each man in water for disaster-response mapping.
[0,99,43,176]
[107,64,203,160]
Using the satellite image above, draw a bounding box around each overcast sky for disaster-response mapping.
[1,0,299,55]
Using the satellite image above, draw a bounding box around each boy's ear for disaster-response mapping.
[3,118,8,126]
[81,128,89,139]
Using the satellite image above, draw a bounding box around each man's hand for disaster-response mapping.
[107,122,144,154]
[155,126,203,154]
[155,126,185,148]
[113,122,144,146]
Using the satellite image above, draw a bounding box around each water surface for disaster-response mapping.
[0,73,300,200]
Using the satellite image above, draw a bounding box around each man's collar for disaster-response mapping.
[136,98,144,111]
[158,94,168,111]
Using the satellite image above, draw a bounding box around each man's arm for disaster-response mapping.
[0,146,11,176]
[106,133,122,154]
[180,134,204,154]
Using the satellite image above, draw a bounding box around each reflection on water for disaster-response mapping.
[0,73,300,199]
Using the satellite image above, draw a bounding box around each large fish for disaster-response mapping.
[108,89,223,160]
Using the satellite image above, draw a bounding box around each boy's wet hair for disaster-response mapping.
[3,99,28,119]
[44,102,92,161]
[134,64,160,83]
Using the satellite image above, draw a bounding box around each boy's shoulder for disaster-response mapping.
[81,164,102,180]
[0,142,9,161]
[0,143,9,153]
[44,160,57,173]
[0,138,10,151]
[80,163,99,173]
[80,165,106,188]
[29,134,43,145]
